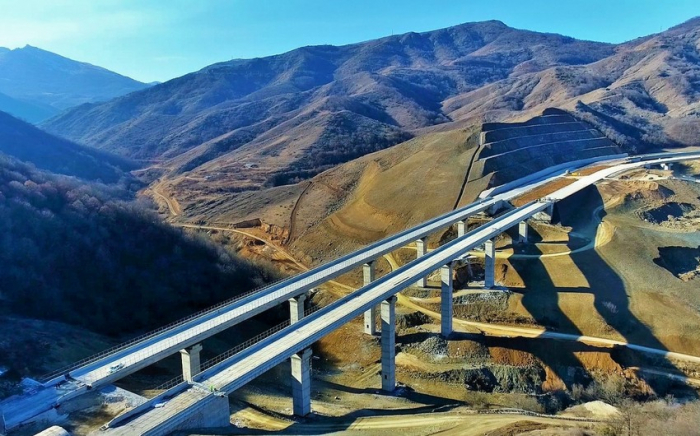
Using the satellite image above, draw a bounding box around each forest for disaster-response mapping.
[0,153,277,336]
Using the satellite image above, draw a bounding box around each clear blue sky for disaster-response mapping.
[0,0,698,83]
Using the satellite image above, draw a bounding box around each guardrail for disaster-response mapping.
[149,304,322,393]
[39,274,294,384]
[40,196,497,385]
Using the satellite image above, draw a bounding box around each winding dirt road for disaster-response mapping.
[151,179,181,217]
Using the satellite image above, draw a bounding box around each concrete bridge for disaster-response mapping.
[3,151,700,435]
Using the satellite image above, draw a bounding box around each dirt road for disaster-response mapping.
[151,179,181,217]
[381,254,700,366]
[234,406,589,435]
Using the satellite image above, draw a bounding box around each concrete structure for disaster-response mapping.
[363,262,377,335]
[415,238,427,287]
[180,344,203,382]
[441,263,453,337]
[33,426,70,436]
[518,220,529,243]
[9,151,700,434]
[484,239,496,289]
[457,220,466,237]
[291,348,312,416]
[289,293,307,324]
[534,201,554,222]
[381,296,397,392]
[93,152,700,433]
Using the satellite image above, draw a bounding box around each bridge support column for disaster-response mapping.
[415,238,427,287]
[518,220,529,244]
[180,343,203,382]
[291,348,313,416]
[440,262,454,338]
[535,202,555,223]
[381,296,397,392]
[484,239,496,289]
[289,293,307,324]
[441,263,453,338]
[363,262,378,335]
[457,220,466,238]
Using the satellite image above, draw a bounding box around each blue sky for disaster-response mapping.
[0,0,698,83]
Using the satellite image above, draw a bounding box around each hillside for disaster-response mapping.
[0,91,55,123]
[0,45,149,121]
[41,18,700,209]
[0,110,135,183]
[43,20,615,190]
[160,110,621,267]
[0,153,276,343]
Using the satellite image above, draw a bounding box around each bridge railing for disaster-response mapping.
[39,191,498,385]
[38,274,296,384]
[149,304,322,395]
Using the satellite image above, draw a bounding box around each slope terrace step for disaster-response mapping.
[483,122,591,143]
[480,130,604,158]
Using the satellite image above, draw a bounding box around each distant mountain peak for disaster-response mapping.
[0,45,151,120]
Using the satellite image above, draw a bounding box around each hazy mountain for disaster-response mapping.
[0,110,135,183]
[0,45,150,121]
[0,91,57,123]
[43,20,615,188]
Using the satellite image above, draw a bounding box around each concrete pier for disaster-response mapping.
[534,202,554,223]
[457,220,466,238]
[180,344,203,382]
[381,296,397,392]
[289,293,307,324]
[441,263,453,337]
[415,238,427,287]
[518,220,529,243]
[363,262,378,335]
[291,348,313,416]
[484,239,496,289]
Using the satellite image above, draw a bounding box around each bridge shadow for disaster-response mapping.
[219,381,461,435]
[508,186,696,398]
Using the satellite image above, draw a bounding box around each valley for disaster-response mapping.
[2,9,700,436]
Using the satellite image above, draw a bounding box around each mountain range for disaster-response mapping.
[42,18,700,198]
[0,46,150,122]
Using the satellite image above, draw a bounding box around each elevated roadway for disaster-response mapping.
[4,151,700,433]
[103,151,700,434]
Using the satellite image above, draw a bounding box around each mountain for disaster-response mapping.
[42,20,615,190]
[42,18,700,221]
[0,91,56,123]
[0,110,135,183]
[0,45,150,121]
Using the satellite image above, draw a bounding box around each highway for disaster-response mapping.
[5,151,700,432]
[102,151,700,434]
[0,152,586,431]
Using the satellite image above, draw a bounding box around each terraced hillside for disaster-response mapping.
[162,109,622,269]
[467,110,622,188]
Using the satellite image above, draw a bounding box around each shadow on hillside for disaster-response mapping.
[223,381,460,435]
[509,186,696,398]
